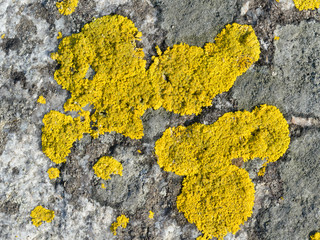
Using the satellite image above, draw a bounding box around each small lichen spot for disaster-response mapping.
[93,156,123,180]
[47,167,60,179]
[148,210,154,219]
[56,0,79,15]
[274,36,280,41]
[110,214,129,235]
[30,206,55,227]
[1,34,5,39]
[57,32,62,39]
[37,95,46,104]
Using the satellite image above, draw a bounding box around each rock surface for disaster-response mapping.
[0,0,319,240]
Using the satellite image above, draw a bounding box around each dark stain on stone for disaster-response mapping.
[0,200,20,215]
[10,71,27,88]
[1,38,21,55]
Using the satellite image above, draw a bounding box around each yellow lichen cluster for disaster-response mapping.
[41,110,91,164]
[30,206,55,227]
[155,105,290,240]
[49,15,259,140]
[56,0,79,15]
[93,156,123,180]
[47,167,60,179]
[148,210,154,219]
[293,0,320,10]
[110,214,129,235]
[311,232,320,240]
[37,95,46,104]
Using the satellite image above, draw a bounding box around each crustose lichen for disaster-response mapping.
[43,14,260,165]
[30,206,55,227]
[155,105,290,240]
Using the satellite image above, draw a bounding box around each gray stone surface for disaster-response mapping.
[232,21,320,118]
[0,0,320,239]
[152,0,244,46]
[254,130,320,240]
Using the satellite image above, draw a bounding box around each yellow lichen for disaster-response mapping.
[93,156,123,180]
[148,210,154,219]
[30,206,55,227]
[311,232,320,240]
[110,214,129,235]
[149,23,260,115]
[155,105,290,240]
[37,95,46,104]
[50,15,259,140]
[57,32,63,40]
[293,0,320,10]
[41,110,91,164]
[1,34,5,39]
[101,183,106,189]
[274,36,280,41]
[56,0,78,15]
[47,167,60,179]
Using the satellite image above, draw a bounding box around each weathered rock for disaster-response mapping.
[232,21,320,118]
[1,0,320,239]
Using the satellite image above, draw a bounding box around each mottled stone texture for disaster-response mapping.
[0,0,320,239]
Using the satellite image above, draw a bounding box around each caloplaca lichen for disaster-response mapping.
[56,0,78,15]
[155,105,290,240]
[30,206,55,227]
[293,0,320,10]
[47,167,60,179]
[93,156,123,181]
[43,15,259,166]
[311,232,320,240]
[110,214,129,235]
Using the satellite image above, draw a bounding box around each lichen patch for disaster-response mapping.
[30,206,55,227]
[155,105,290,239]
[110,214,129,235]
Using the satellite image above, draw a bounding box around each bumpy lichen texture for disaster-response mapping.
[30,206,55,227]
[37,95,46,104]
[155,105,290,240]
[149,24,260,115]
[56,0,78,15]
[293,0,320,10]
[110,214,129,235]
[311,232,320,240]
[50,15,259,140]
[41,110,91,164]
[47,167,60,179]
[93,156,123,180]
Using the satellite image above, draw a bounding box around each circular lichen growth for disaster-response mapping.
[93,156,123,180]
[177,165,255,240]
[56,0,79,15]
[30,206,55,227]
[47,167,60,179]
